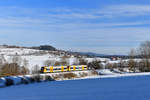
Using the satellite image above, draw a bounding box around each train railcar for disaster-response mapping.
[41,65,88,73]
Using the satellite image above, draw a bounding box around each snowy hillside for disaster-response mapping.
[0,47,61,70]
[0,46,109,71]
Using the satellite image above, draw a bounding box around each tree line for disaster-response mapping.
[103,41,150,72]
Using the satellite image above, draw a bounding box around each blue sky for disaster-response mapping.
[0,0,150,54]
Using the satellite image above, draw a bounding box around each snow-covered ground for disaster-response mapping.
[67,72,150,80]
[1,74,150,100]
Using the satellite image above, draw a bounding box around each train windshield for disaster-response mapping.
[41,67,45,72]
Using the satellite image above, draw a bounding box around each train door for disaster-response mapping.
[67,66,70,71]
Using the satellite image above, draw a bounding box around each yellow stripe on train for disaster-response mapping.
[61,66,64,72]
[73,66,76,71]
[82,65,84,71]
[50,66,53,72]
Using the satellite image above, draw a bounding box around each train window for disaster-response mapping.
[53,68,61,70]
[70,67,74,69]
[46,69,50,71]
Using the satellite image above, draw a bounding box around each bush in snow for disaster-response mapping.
[88,60,103,70]
[5,78,14,86]
[30,74,54,82]
[79,72,88,77]
[24,76,36,83]
[78,58,88,65]
[45,75,55,81]
[91,70,98,75]
[54,57,69,66]
[52,74,61,80]
[128,59,137,72]
[138,59,150,72]
[21,77,30,84]
[105,63,113,70]
[54,61,61,66]
[31,74,41,82]
[63,73,77,79]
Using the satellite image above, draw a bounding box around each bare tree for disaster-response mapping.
[20,66,29,75]
[0,54,6,65]
[22,59,29,67]
[11,55,22,65]
[139,40,150,58]
[128,59,137,72]
[0,63,21,76]
[32,65,40,74]
[21,59,29,75]
[129,48,136,59]
[137,41,150,71]
[128,48,137,72]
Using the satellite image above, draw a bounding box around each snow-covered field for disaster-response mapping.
[1,75,150,100]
